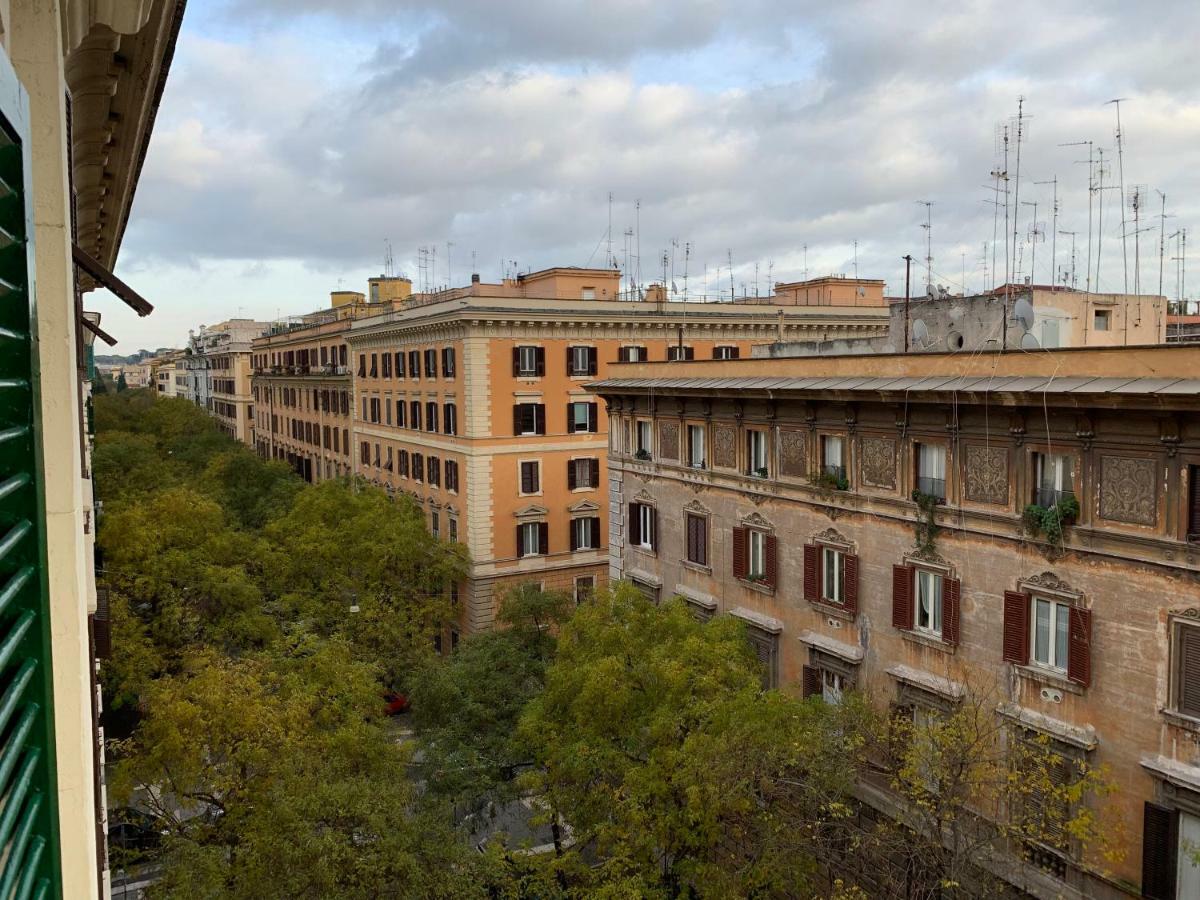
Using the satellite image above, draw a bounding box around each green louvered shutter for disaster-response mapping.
[0,53,64,900]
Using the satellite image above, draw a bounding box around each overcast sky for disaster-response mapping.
[99,0,1200,352]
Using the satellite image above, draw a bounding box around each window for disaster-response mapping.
[1190,465,1200,542]
[713,345,740,360]
[424,349,437,378]
[441,347,456,378]
[581,287,596,300]
[821,435,844,479]
[370,353,378,378]
[382,353,392,378]
[914,569,943,638]
[520,460,540,495]
[568,346,597,376]
[1033,452,1074,508]
[629,502,656,551]
[636,420,652,456]
[513,403,546,436]
[396,400,406,428]
[426,401,439,433]
[687,424,706,468]
[410,400,422,430]
[733,525,776,587]
[408,350,420,378]
[915,442,946,500]
[685,513,707,566]
[568,401,598,433]
[1093,309,1112,331]
[567,457,598,490]
[517,522,547,557]
[570,516,601,551]
[431,511,440,539]
[822,547,845,604]
[445,460,459,492]
[398,449,409,477]
[1031,596,1070,672]
[395,351,406,378]
[412,452,424,482]
[360,441,369,465]
[443,403,457,435]
[1171,620,1200,717]
[749,529,766,579]
[428,456,440,486]
[513,345,544,377]
[358,353,366,377]
[667,345,694,361]
[747,429,768,476]
[617,345,647,363]
[574,576,595,604]
[448,517,458,542]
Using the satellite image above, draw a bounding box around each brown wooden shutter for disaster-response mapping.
[1003,591,1030,664]
[566,346,574,374]
[650,507,658,550]
[513,405,521,435]
[1190,464,1200,538]
[1179,625,1200,716]
[535,347,546,376]
[590,458,600,488]
[892,564,912,630]
[567,459,577,490]
[516,525,525,557]
[802,665,821,699]
[628,503,640,546]
[1067,606,1092,686]
[942,577,960,645]
[538,522,549,555]
[535,404,546,435]
[591,517,601,549]
[569,519,579,552]
[1141,802,1178,900]
[512,347,521,376]
[803,544,819,602]
[765,535,778,587]
[588,347,598,375]
[588,402,598,432]
[844,553,859,615]
[733,526,748,579]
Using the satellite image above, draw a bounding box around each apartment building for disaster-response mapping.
[151,350,183,398]
[196,319,270,443]
[593,344,1200,899]
[347,266,891,634]
[0,0,184,896]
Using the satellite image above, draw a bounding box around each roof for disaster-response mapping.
[588,344,1200,403]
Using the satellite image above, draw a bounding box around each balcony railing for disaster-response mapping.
[822,463,846,481]
[916,475,946,500]
[1034,487,1075,509]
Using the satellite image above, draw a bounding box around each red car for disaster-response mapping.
[384,692,410,715]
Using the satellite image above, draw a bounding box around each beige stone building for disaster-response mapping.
[594,344,1200,899]
[0,1,183,896]
[197,319,270,444]
[346,267,891,635]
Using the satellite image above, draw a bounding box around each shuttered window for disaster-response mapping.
[517,522,548,557]
[513,403,545,436]
[1190,465,1200,541]
[513,346,544,377]
[1005,591,1091,686]
[567,346,597,376]
[736,528,776,588]
[685,514,707,566]
[629,502,656,551]
[519,461,540,495]
[1141,802,1178,900]
[1175,622,1200,718]
[569,517,601,551]
[567,402,598,434]
[567,457,598,490]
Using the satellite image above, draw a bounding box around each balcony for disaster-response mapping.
[916,475,946,501]
[822,463,845,481]
[1034,487,1075,509]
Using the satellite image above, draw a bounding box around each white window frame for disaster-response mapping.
[520,522,541,557]
[570,346,591,375]
[573,517,595,550]
[914,569,943,638]
[581,287,596,301]
[748,429,767,474]
[516,403,540,436]
[822,669,846,705]
[636,420,653,454]
[714,345,738,360]
[517,345,539,376]
[916,442,947,499]
[1031,596,1070,672]
[570,402,591,433]
[637,504,654,550]
[822,434,844,471]
[572,457,592,489]
[821,546,845,605]
[1094,309,1112,331]
[687,424,706,468]
[748,529,766,579]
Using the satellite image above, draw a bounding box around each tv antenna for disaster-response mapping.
[1107,99,1129,293]
[1009,98,1030,295]
[917,200,933,289]
[1022,201,1042,282]
[1060,139,1094,293]
[1034,177,1058,289]
[1156,190,1170,298]
[383,239,395,277]
[1058,230,1079,289]
[1128,185,1147,295]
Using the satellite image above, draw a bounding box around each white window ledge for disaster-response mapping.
[799,629,863,663]
[996,702,1098,751]
[886,664,965,701]
[729,606,783,634]
[1141,754,1200,794]
[673,584,717,610]
[625,567,662,588]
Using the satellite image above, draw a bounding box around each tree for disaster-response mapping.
[200,450,300,530]
[411,584,570,819]
[113,641,487,899]
[517,584,863,898]
[116,370,128,391]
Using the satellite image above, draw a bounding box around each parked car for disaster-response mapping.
[384,691,410,715]
[108,807,166,857]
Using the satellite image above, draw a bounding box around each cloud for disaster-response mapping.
[113,0,1200,349]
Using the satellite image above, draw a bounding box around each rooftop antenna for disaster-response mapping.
[1129,185,1146,295]
[727,249,735,302]
[383,239,395,277]
[1157,190,1168,297]
[683,242,691,301]
[853,240,859,280]
[1022,201,1042,282]
[986,152,1007,289]
[1009,97,1029,296]
[623,227,633,294]
[607,192,614,269]
[1107,99,1130,292]
[635,199,642,293]
[1095,148,1111,292]
[1059,230,1078,288]
[446,241,454,288]
[767,259,774,297]
[1002,126,1011,292]
[753,260,760,297]
[670,238,679,294]
[917,201,933,289]
[1035,177,1058,288]
[1060,139,1094,293]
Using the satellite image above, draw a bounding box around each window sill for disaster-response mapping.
[680,560,711,576]
[809,598,856,621]
[1015,664,1084,695]
[901,630,955,655]
[738,578,776,595]
[632,545,657,560]
[1160,708,1200,734]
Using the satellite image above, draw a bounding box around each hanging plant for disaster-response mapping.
[911,489,941,554]
[1022,495,1080,545]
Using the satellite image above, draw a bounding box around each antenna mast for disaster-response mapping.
[917,201,933,289]
[1010,98,1027,293]
[1060,139,1094,293]
[1035,178,1058,288]
[683,242,691,301]
[1129,186,1145,295]
[607,192,614,268]
[1157,190,1167,298]
[1108,99,1129,292]
[1022,200,1041,282]
[1096,148,1108,292]
[727,249,735,302]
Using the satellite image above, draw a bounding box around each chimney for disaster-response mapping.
[471,273,480,283]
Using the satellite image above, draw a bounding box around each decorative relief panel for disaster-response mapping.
[780,429,807,477]
[860,436,896,489]
[964,445,1009,506]
[713,423,737,469]
[1100,455,1158,526]
[658,421,679,462]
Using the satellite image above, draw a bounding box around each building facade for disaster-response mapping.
[347,267,891,634]
[594,345,1200,899]
[196,319,270,444]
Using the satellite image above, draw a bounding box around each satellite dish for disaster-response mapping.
[912,319,930,348]
[1019,332,1041,350]
[1013,297,1035,331]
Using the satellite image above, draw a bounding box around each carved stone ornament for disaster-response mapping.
[964,445,1009,506]
[741,511,773,530]
[860,436,897,489]
[1021,571,1078,596]
[906,546,951,569]
[658,421,680,461]
[713,423,737,469]
[1171,608,1200,620]
[632,489,657,506]
[812,527,851,547]
[683,498,711,516]
[1099,455,1158,526]
[780,429,807,477]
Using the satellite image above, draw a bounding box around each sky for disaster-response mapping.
[99,0,1200,352]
